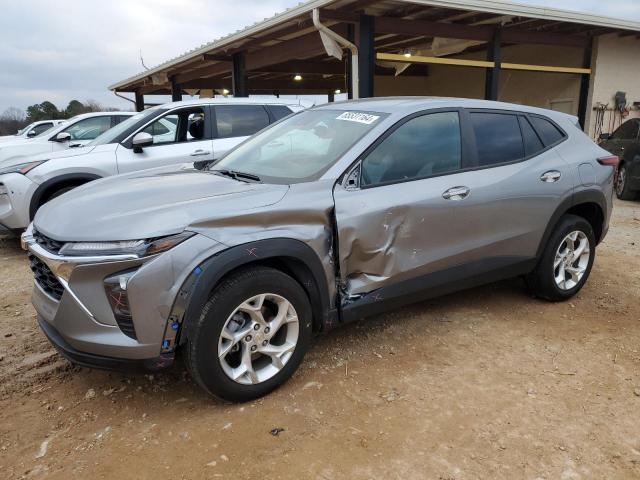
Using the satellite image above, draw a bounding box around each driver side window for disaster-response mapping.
[361,111,462,187]
[141,108,206,145]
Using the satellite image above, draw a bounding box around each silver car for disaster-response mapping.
[22,98,618,401]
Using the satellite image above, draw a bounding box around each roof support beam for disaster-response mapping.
[183,78,343,91]
[245,25,348,71]
[249,60,344,75]
[374,16,589,47]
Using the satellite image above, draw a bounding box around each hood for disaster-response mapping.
[0,145,96,170]
[0,135,23,143]
[42,144,98,159]
[34,165,289,241]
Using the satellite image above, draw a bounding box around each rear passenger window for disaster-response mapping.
[215,105,269,139]
[518,116,544,157]
[529,116,565,146]
[361,111,461,186]
[267,105,294,121]
[470,112,523,166]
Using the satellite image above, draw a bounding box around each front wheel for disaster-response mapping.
[186,266,312,402]
[527,214,596,301]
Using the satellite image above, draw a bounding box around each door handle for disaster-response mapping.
[540,170,561,183]
[442,186,470,200]
[190,149,211,157]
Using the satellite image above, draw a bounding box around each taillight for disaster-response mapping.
[597,155,619,167]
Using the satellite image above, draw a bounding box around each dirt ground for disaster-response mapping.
[1,200,639,480]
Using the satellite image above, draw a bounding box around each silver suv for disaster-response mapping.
[22,98,617,401]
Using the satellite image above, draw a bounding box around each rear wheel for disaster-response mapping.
[186,266,312,402]
[527,214,595,301]
[616,163,637,200]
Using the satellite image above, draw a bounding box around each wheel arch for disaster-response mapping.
[179,239,335,346]
[536,189,607,259]
[29,173,102,219]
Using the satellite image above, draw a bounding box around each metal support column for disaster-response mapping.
[484,27,501,101]
[346,24,354,100]
[232,52,248,97]
[577,37,593,130]
[134,91,144,112]
[357,14,375,98]
[171,77,182,102]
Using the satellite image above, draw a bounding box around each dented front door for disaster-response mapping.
[333,174,471,297]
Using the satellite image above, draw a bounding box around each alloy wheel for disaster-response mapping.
[616,166,626,197]
[217,293,299,385]
[553,230,590,290]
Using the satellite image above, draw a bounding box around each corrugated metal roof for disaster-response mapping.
[109,0,640,91]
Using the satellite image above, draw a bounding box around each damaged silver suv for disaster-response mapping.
[22,98,617,401]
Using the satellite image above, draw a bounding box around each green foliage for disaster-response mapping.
[1,100,122,135]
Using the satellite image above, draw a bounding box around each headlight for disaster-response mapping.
[0,160,47,176]
[58,231,194,257]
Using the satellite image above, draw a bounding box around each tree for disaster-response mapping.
[26,101,63,122]
[0,107,28,135]
[65,99,87,117]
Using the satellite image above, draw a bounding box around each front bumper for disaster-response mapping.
[38,315,173,372]
[0,173,39,230]
[22,225,225,366]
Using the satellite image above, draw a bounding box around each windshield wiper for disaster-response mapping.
[211,169,261,183]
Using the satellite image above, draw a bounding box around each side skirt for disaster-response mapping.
[339,256,537,324]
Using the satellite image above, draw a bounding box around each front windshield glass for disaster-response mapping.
[17,123,35,136]
[211,109,387,183]
[87,109,159,146]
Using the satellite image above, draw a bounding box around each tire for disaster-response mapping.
[527,214,596,302]
[615,163,637,200]
[186,266,312,402]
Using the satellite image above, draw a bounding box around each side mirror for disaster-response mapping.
[55,132,72,142]
[132,132,153,153]
[27,130,37,137]
[599,133,612,141]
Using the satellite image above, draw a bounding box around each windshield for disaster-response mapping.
[17,123,35,136]
[87,109,158,146]
[211,109,387,183]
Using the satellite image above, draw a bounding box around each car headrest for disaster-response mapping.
[188,117,204,140]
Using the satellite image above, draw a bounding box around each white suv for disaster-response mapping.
[0,98,310,231]
[0,120,67,143]
[0,112,135,164]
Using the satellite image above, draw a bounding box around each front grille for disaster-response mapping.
[33,229,64,254]
[28,254,64,300]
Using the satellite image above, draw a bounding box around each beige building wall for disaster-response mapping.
[374,43,584,120]
[585,33,640,138]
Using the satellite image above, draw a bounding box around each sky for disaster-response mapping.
[1,0,639,114]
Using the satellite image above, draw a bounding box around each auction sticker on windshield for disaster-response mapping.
[336,112,380,125]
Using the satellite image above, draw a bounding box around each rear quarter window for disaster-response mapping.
[529,115,566,146]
